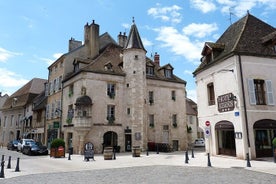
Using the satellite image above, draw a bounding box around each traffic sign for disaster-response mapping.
[205,127,211,137]
[205,121,210,126]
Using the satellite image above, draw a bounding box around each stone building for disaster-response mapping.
[0,92,9,146]
[193,13,276,159]
[45,19,188,154]
[0,78,46,146]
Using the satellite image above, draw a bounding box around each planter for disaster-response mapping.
[50,146,65,158]
[132,146,141,157]
[103,147,113,160]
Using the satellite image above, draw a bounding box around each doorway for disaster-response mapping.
[103,131,118,151]
[216,121,236,156]
[254,119,276,157]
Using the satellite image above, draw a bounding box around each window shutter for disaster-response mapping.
[45,83,49,96]
[265,80,274,105]
[247,79,256,105]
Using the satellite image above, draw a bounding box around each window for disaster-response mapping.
[146,66,154,76]
[171,91,176,101]
[58,76,62,90]
[67,105,74,124]
[45,83,49,96]
[149,114,154,127]
[207,83,215,105]
[53,79,57,93]
[74,63,79,72]
[69,84,74,97]
[149,91,154,105]
[11,115,14,127]
[165,69,172,78]
[172,114,177,127]
[127,108,130,115]
[51,103,55,119]
[4,116,7,127]
[248,79,274,105]
[107,83,115,98]
[107,105,115,123]
[46,105,50,120]
[163,125,169,130]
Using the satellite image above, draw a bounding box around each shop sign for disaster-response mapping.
[217,93,235,112]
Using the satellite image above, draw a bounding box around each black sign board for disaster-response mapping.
[84,142,94,161]
[217,93,235,112]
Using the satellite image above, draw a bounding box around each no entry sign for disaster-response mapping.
[205,121,210,126]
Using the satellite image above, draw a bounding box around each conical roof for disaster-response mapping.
[124,19,146,51]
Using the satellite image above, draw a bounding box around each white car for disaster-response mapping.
[194,138,205,147]
[17,139,35,152]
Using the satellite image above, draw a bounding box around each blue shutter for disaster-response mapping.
[265,80,274,105]
[247,79,256,105]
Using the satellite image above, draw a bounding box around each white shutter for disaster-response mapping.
[247,79,256,105]
[266,80,274,105]
[45,83,49,96]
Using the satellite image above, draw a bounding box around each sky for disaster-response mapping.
[0,0,276,102]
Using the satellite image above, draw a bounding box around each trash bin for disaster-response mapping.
[68,147,73,155]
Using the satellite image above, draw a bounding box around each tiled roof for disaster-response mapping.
[194,13,276,75]
[186,98,197,115]
[1,78,47,110]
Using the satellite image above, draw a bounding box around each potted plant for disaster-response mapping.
[50,138,65,158]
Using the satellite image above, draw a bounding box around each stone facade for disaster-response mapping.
[54,20,188,154]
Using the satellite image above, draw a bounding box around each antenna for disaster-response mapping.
[228,7,236,25]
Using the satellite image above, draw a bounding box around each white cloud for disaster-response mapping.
[148,4,182,24]
[190,0,216,13]
[142,37,153,47]
[0,47,21,62]
[0,68,29,88]
[40,53,63,66]
[184,70,193,76]
[187,89,197,103]
[182,23,218,38]
[217,0,276,17]
[154,23,218,64]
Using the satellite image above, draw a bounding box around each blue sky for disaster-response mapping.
[0,0,276,102]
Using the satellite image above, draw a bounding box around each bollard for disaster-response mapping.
[1,155,4,162]
[0,159,5,178]
[113,149,116,160]
[246,153,251,167]
[68,153,71,160]
[7,156,11,169]
[15,158,20,172]
[187,150,189,160]
[146,147,149,156]
[185,151,189,164]
[207,153,212,167]
[156,144,159,154]
[191,149,194,158]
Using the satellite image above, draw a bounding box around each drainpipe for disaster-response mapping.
[238,55,251,155]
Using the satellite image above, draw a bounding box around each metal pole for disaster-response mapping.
[7,156,11,169]
[207,153,212,167]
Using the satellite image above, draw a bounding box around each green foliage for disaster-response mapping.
[272,137,276,147]
[50,138,65,148]
[187,125,192,133]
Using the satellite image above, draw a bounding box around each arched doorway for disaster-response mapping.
[254,119,276,157]
[103,131,118,151]
[215,121,236,156]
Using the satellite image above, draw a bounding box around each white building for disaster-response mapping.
[193,13,276,159]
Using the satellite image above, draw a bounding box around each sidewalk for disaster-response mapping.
[1,151,276,179]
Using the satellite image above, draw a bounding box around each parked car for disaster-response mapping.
[194,138,205,147]
[7,140,19,150]
[22,141,48,155]
[17,139,35,152]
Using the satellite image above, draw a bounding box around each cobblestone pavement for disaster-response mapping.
[1,148,276,184]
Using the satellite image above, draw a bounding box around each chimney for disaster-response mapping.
[154,52,160,66]
[68,37,82,52]
[84,20,99,58]
[118,32,127,47]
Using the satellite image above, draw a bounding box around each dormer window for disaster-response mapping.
[165,69,172,78]
[104,63,113,71]
[74,63,79,72]
[146,66,154,76]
